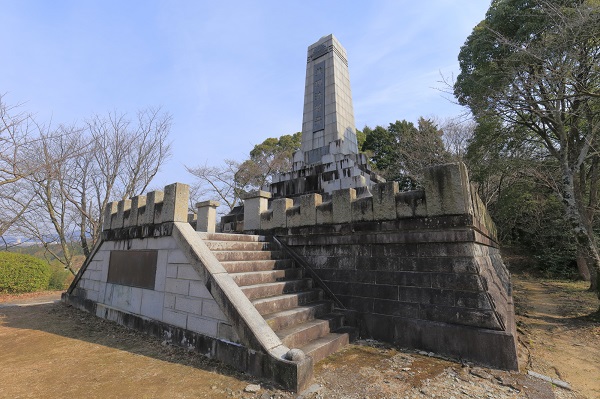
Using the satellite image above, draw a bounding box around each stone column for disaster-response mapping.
[243,190,271,232]
[196,200,220,233]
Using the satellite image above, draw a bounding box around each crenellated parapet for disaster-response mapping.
[249,163,497,241]
[101,182,190,240]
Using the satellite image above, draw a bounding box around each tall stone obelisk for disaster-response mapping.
[270,34,383,199]
[300,34,359,164]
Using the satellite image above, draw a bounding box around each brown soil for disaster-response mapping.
[0,275,598,399]
[512,277,600,399]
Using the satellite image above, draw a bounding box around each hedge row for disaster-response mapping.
[0,252,52,294]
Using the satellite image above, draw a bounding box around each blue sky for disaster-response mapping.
[1,1,490,187]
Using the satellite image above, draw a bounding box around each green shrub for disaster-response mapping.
[0,252,52,293]
[47,261,72,290]
[491,183,578,278]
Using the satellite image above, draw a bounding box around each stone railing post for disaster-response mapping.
[243,190,271,232]
[422,162,473,217]
[196,200,220,233]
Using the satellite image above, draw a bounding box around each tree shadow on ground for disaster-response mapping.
[0,302,262,387]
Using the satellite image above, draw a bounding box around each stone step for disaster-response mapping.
[204,240,272,251]
[200,231,353,371]
[263,301,333,331]
[252,290,322,315]
[241,279,313,300]
[300,331,350,364]
[220,259,295,273]
[213,250,284,262]
[276,314,344,349]
[231,269,304,286]
[198,232,266,242]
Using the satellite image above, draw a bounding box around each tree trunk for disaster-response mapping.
[561,165,600,297]
[589,262,599,293]
[576,252,591,281]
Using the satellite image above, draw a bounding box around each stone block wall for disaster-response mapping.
[253,163,518,370]
[280,219,510,329]
[70,230,238,345]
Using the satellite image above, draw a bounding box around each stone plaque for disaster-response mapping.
[312,61,325,132]
[312,44,328,60]
[107,250,158,289]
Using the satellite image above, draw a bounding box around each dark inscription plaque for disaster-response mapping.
[107,250,158,289]
[312,61,325,132]
[311,44,328,60]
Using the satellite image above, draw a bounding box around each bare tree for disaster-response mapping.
[20,124,83,274]
[73,108,173,255]
[187,159,251,214]
[0,94,36,238]
[439,117,476,162]
[14,107,173,272]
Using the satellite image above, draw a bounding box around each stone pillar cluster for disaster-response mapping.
[102,183,190,233]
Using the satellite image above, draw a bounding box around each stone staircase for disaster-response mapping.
[199,232,354,364]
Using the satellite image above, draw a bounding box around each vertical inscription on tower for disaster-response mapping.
[312,61,325,132]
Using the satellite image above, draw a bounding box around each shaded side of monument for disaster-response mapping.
[249,163,518,371]
[63,34,518,392]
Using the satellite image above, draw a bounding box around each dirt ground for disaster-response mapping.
[512,277,600,398]
[0,275,598,399]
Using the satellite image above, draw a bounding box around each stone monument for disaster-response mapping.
[269,34,383,199]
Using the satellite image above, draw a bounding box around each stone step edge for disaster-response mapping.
[300,332,350,364]
[276,313,345,349]
[263,301,334,331]
[198,232,267,242]
[240,279,314,299]
[231,269,304,286]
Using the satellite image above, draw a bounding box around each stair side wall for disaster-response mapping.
[65,236,239,344]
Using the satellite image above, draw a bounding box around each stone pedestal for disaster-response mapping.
[196,200,220,233]
[243,191,271,232]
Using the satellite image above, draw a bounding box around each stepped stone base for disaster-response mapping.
[267,215,518,370]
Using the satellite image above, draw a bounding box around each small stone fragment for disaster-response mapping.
[245,384,261,393]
